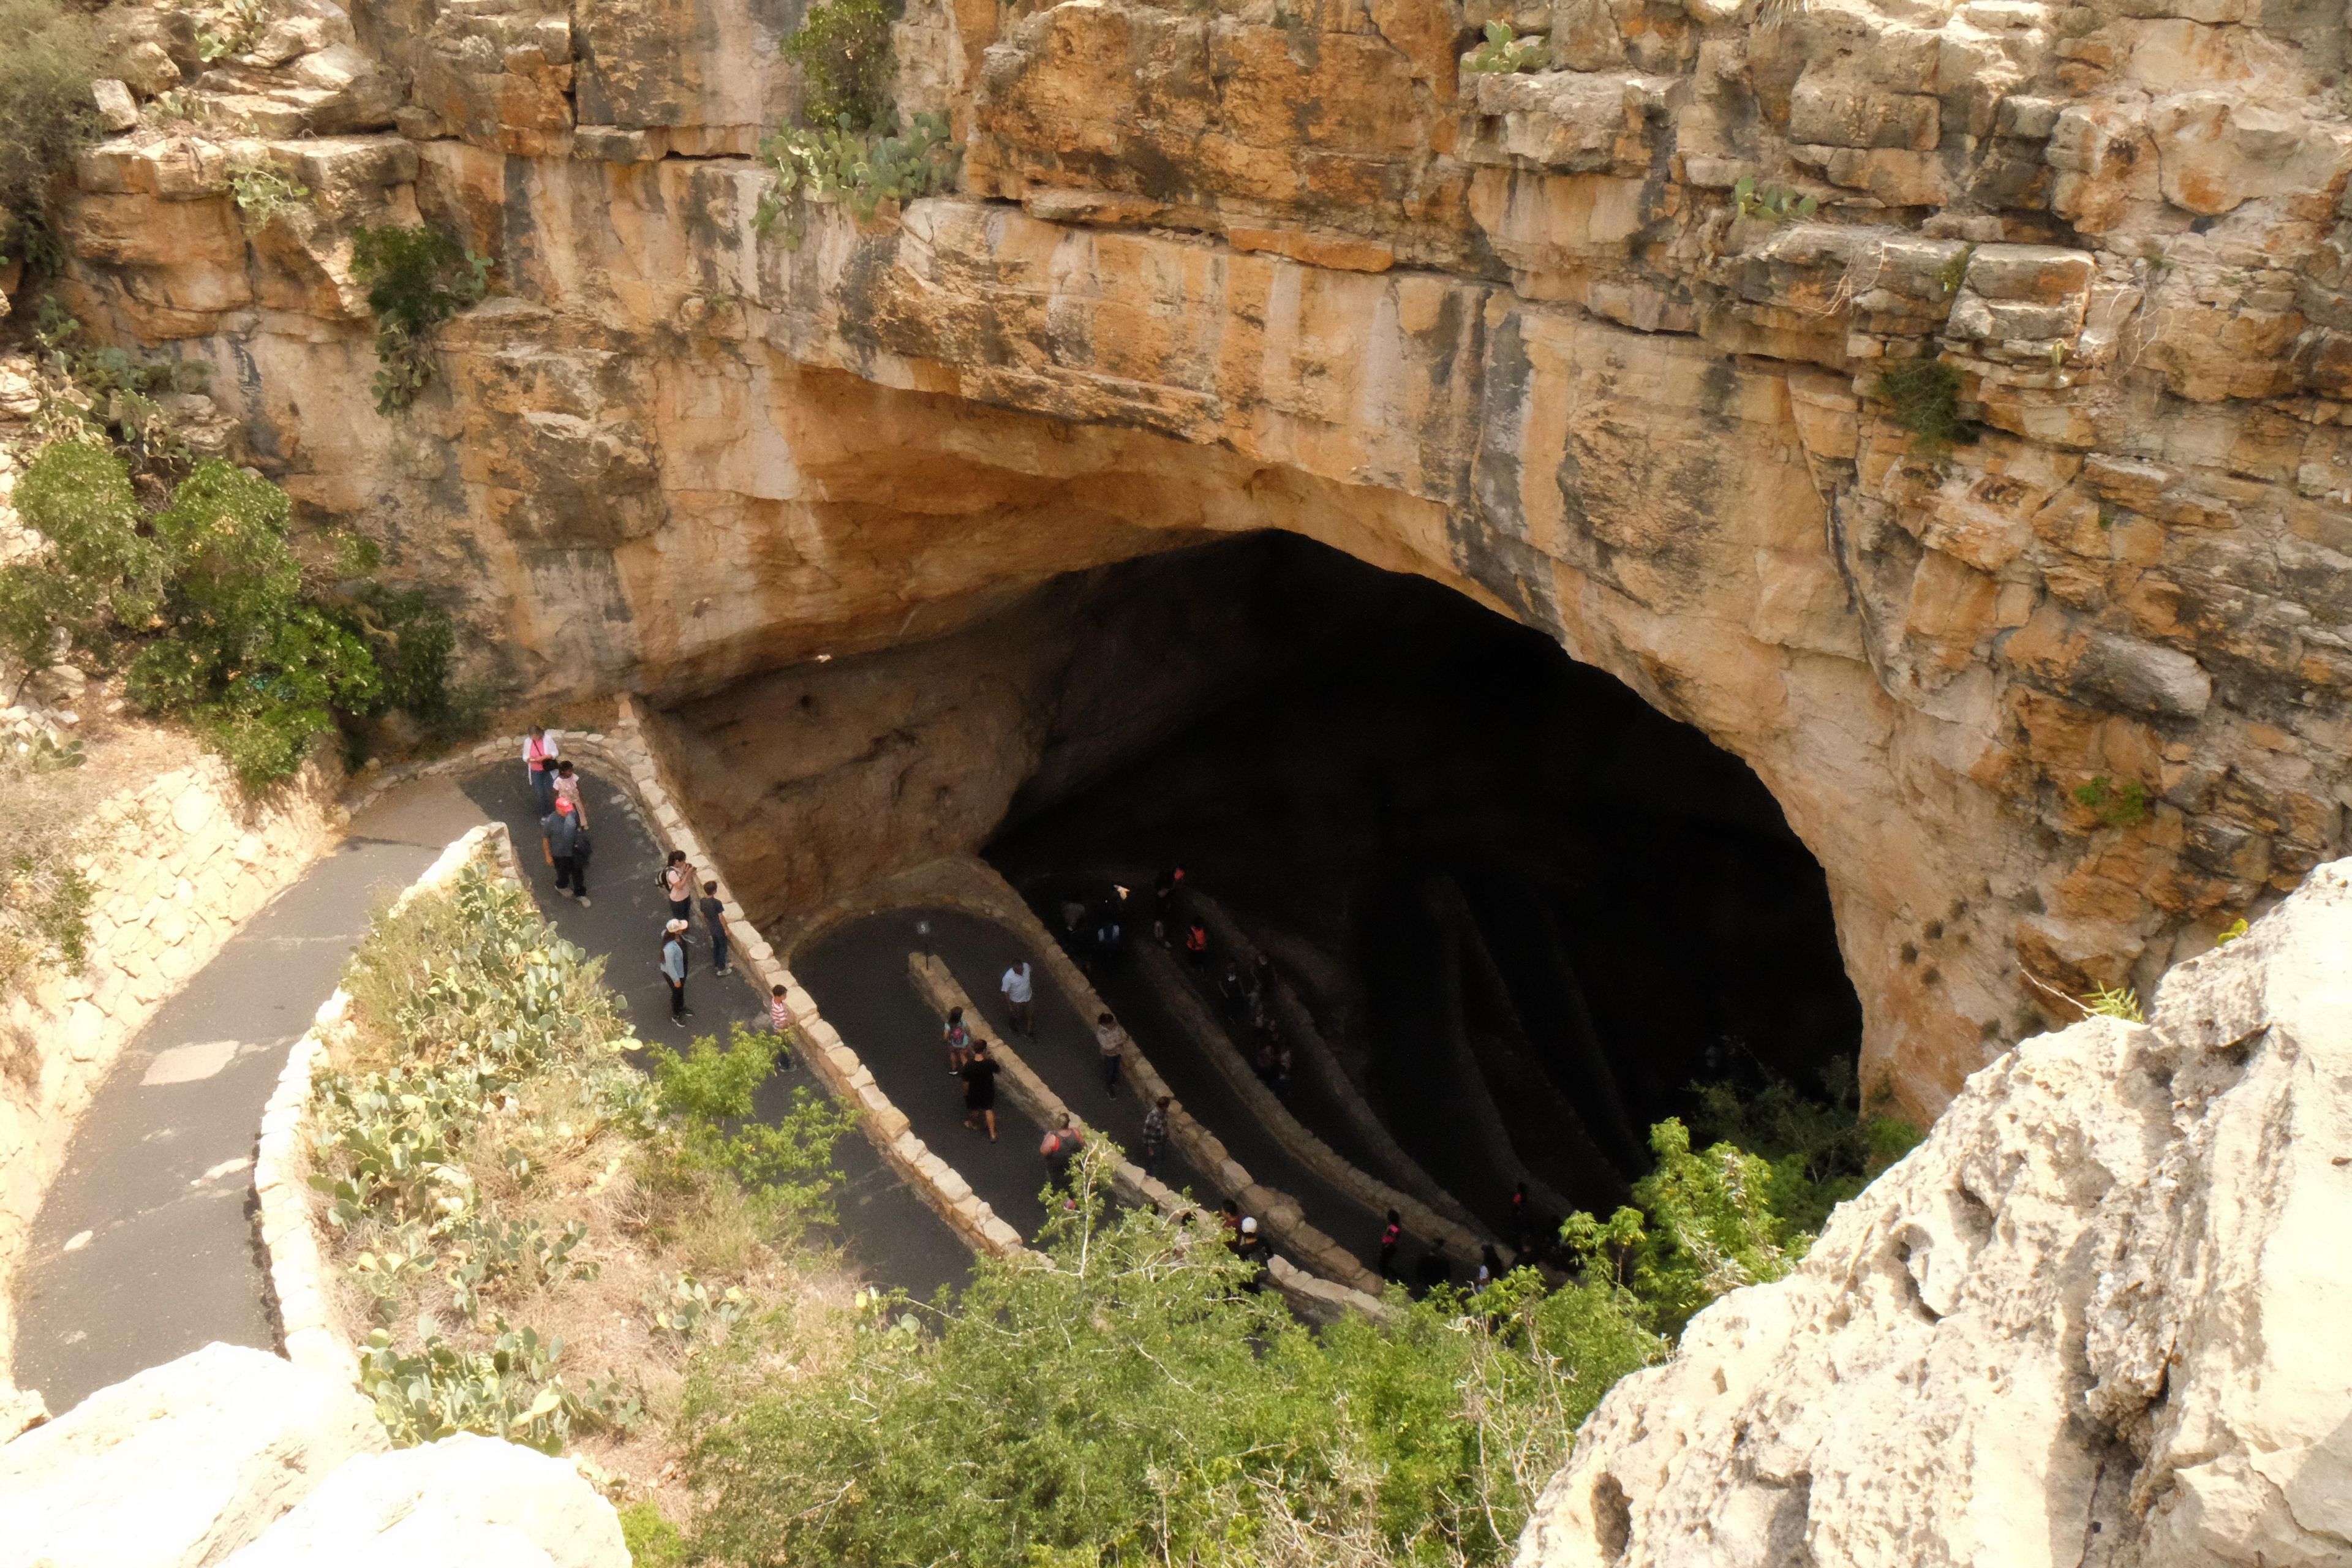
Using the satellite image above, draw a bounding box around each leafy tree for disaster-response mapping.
[1686,1060,1923,1236]
[121,459,380,788]
[0,442,459,791]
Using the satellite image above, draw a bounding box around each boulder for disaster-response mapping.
[1512,858,2352,1568]
[0,1343,383,1568]
[221,1433,630,1568]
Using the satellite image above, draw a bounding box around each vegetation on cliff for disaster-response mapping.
[0,0,100,260]
[754,0,961,249]
[349,223,491,415]
[0,309,467,790]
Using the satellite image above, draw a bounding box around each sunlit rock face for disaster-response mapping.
[42,0,2352,1113]
[1515,855,2352,1568]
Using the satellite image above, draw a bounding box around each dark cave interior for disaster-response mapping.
[981,531,1864,1219]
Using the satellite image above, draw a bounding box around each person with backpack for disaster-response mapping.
[943,1005,971,1076]
[522,725,559,814]
[1094,1011,1128,1095]
[1040,1114,1085,1192]
[660,850,693,925]
[1141,1095,1171,1180]
[541,796,589,905]
[962,1042,1000,1141]
[661,919,692,1025]
[698,881,731,977]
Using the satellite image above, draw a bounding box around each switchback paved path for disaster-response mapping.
[13,759,970,1414]
[13,777,489,1409]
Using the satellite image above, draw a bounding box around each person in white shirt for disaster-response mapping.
[522,726,560,814]
[1000,960,1035,1036]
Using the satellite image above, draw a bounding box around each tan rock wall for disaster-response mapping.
[40,0,2352,1120]
[0,755,342,1380]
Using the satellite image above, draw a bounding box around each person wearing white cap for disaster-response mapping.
[661,918,692,1025]
[1234,1214,1270,1291]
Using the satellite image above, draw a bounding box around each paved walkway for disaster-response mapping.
[451,769,973,1306]
[794,908,1212,1253]
[13,778,489,1409]
[13,758,972,1414]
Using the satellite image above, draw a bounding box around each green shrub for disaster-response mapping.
[349,224,491,414]
[618,1501,688,1568]
[1684,1060,1923,1238]
[1465,21,1545,72]
[756,0,960,249]
[227,156,311,228]
[1733,175,1818,223]
[2071,773,2150,827]
[0,438,462,791]
[1875,356,1973,455]
[0,0,102,237]
[685,1144,1664,1568]
[0,439,163,677]
[646,1022,853,1230]
[2084,984,2144,1022]
[783,0,893,132]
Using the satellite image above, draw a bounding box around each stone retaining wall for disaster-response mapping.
[255,823,522,1379]
[1,752,341,1388]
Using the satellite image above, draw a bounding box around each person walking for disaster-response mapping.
[1094,1011,1128,1096]
[550,759,586,824]
[1509,1180,1533,1251]
[1233,1215,1270,1292]
[660,850,694,926]
[769,985,797,1057]
[661,919,692,1025]
[541,796,590,905]
[522,725,559,815]
[1040,1114,1085,1193]
[698,881,731,977]
[1415,1243,1451,1293]
[1476,1245,1503,1291]
[1000,960,1035,1036]
[1141,1095,1170,1181]
[961,1041,1000,1142]
[1183,919,1209,971]
[943,1005,971,1076]
[1379,1210,1403,1280]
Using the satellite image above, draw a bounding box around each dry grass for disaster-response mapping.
[312,873,862,1516]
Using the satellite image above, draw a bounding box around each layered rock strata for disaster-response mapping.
[1514,853,2352,1568]
[38,0,2352,1112]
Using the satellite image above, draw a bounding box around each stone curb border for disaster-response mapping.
[339,710,1028,1261]
[1131,939,1494,1268]
[874,856,1389,1296]
[907,954,1389,1325]
[254,821,524,1378]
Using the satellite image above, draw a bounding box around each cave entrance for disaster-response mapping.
[976,531,1864,1223]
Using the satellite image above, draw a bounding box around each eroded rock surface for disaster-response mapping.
[1514,855,2352,1568]
[35,0,2352,1111]
[0,1342,383,1567]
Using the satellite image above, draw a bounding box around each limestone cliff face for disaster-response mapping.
[39,0,2352,1112]
[1513,853,2352,1568]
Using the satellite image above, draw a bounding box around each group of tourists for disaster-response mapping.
[526,726,780,1046]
